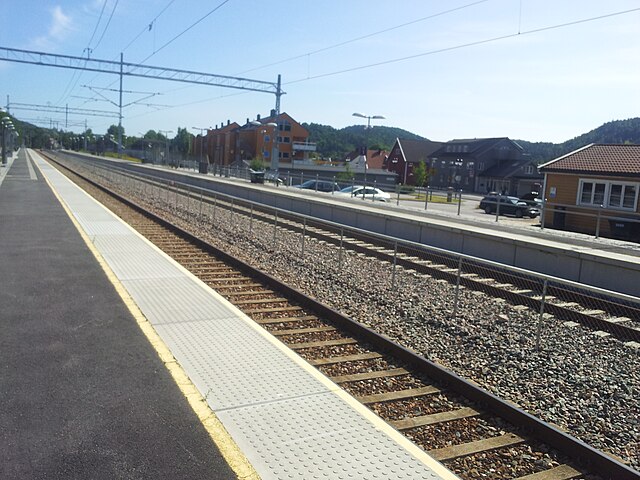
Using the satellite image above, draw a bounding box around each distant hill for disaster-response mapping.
[302,123,426,159]
[305,118,640,163]
[516,118,640,163]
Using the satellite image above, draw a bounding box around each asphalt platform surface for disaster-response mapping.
[0,151,236,479]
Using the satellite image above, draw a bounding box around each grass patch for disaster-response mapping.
[407,193,463,204]
[104,152,142,162]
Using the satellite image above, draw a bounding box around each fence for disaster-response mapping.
[542,202,640,242]
[63,154,639,345]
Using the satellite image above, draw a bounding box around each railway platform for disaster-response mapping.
[0,149,458,479]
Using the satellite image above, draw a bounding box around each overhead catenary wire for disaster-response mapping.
[120,0,177,54]
[137,0,232,64]
[58,0,121,110]
[55,0,110,106]
[122,5,640,121]
[51,5,639,133]
[103,0,493,115]
[78,0,233,113]
[73,0,177,108]
[285,6,640,85]
[91,0,120,53]
[236,0,490,76]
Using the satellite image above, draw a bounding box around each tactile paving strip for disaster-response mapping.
[216,392,446,480]
[154,319,329,410]
[121,277,233,325]
[95,235,184,280]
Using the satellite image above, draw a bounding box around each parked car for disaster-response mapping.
[519,192,542,207]
[293,179,341,192]
[336,186,391,202]
[479,195,539,218]
[263,171,283,185]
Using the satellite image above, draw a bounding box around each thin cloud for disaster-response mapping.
[30,6,75,50]
[49,6,73,40]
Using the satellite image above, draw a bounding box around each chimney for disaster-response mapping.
[246,118,250,125]
[227,119,230,125]
[270,109,276,118]
[257,114,261,121]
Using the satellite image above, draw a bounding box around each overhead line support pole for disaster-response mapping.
[272,74,282,171]
[118,52,123,158]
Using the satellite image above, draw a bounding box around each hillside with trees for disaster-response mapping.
[305,118,640,164]
[302,123,426,159]
[516,118,640,163]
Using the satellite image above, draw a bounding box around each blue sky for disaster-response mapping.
[1,0,638,143]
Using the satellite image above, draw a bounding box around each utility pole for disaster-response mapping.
[118,52,123,158]
[271,74,282,171]
[159,130,173,166]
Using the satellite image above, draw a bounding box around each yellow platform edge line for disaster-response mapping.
[36,156,259,480]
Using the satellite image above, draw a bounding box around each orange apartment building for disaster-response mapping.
[192,111,315,167]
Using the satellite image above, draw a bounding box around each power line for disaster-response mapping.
[237,0,490,75]
[58,0,120,107]
[120,0,177,54]
[78,0,231,108]
[92,0,120,52]
[111,1,489,114]
[55,0,109,105]
[75,0,177,105]
[138,0,232,64]
[87,0,109,48]
[126,5,640,119]
[286,6,640,85]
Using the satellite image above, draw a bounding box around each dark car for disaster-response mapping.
[479,195,539,218]
[519,192,542,207]
[294,179,340,192]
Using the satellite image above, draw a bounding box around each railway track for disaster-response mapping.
[76,155,640,342]
[44,152,639,479]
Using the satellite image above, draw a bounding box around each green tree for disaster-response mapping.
[107,124,124,138]
[337,162,355,183]
[414,160,427,187]
[171,127,192,157]
[250,155,265,171]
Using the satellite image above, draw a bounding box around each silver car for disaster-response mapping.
[336,186,391,202]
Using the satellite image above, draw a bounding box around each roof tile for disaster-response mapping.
[540,144,640,175]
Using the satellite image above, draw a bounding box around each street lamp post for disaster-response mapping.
[251,121,277,170]
[159,130,173,167]
[2,116,14,165]
[192,126,208,172]
[1,119,9,166]
[138,132,148,162]
[352,112,385,198]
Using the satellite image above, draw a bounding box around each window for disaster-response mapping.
[524,165,534,175]
[578,179,639,210]
[611,184,637,209]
